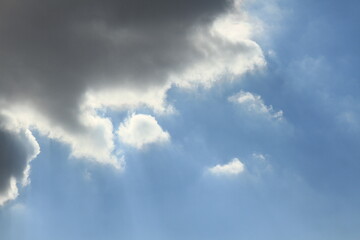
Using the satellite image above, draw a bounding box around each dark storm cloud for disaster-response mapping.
[0,121,39,205]
[0,0,231,131]
[0,130,27,194]
[0,0,236,204]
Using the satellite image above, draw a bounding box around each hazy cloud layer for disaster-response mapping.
[0,0,265,204]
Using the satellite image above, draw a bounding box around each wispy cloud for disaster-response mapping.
[229,90,283,120]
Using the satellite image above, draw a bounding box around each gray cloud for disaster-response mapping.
[0,0,265,204]
[0,116,40,205]
[0,0,230,130]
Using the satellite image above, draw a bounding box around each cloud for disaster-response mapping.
[249,153,273,176]
[208,158,245,176]
[207,154,272,182]
[118,114,170,149]
[1,106,123,169]
[0,0,264,165]
[0,114,40,206]
[229,90,283,120]
[0,0,266,204]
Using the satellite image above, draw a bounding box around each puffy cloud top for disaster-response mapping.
[118,114,170,149]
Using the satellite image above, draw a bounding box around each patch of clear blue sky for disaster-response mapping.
[1,0,360,239]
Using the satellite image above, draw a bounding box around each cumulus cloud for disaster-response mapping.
[0,114,40,205]
[208,158,245,176]
[229,90,283,120]
[1,106,123,169]
[118,114,170,149]
[0,0,264,164]
[0,0,266,204]
[207,154,272,181]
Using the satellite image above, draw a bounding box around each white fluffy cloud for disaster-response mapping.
[229,91,283,120]
[172,1,265,88]
[1,106,123,169]
[208,154,273,180]
[208,158,245,176]
[118,114,170,149]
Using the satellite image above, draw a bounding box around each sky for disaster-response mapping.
[0,0,360,239]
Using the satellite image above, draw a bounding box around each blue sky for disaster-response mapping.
[1,0,360,239]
